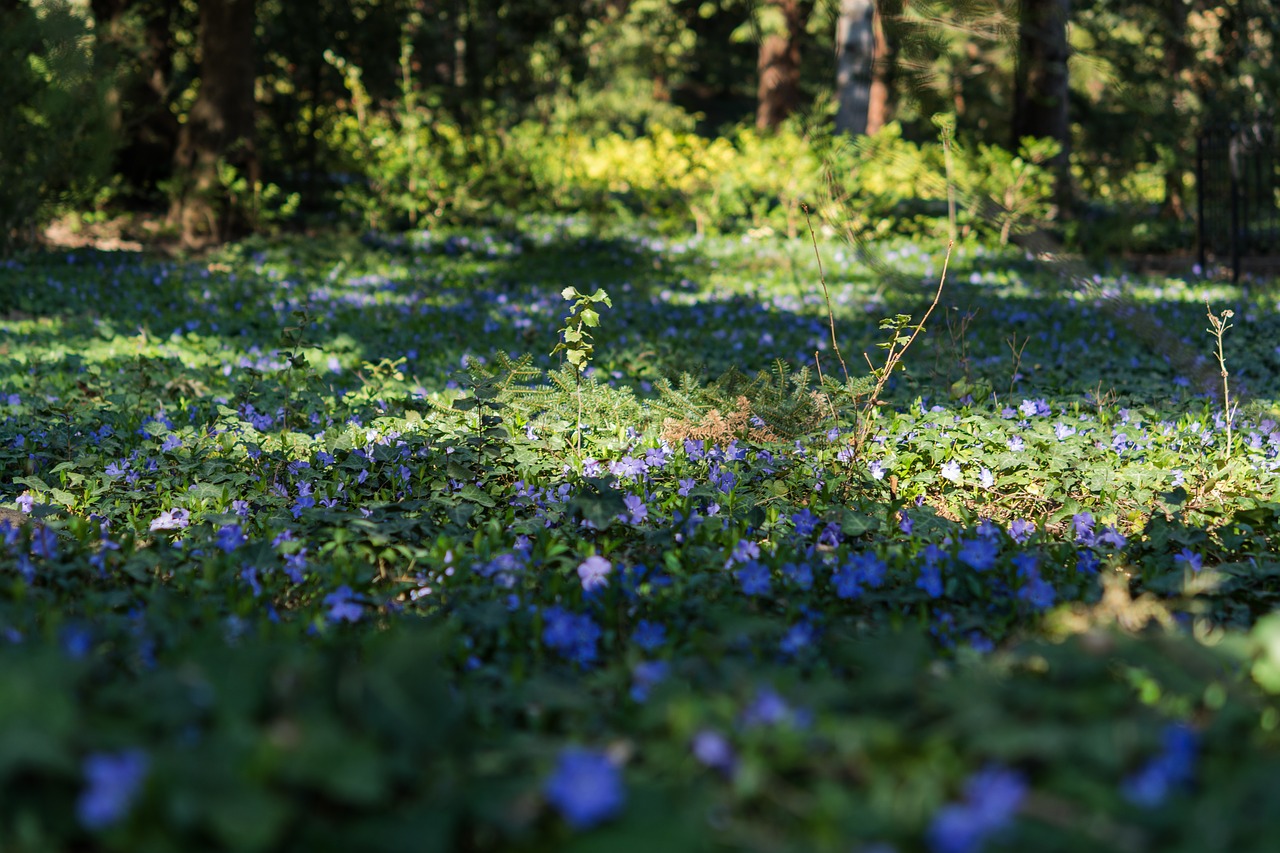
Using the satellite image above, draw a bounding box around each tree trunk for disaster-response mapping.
[1013,0,1071,215]
[169,0,257,247]
[756,0,810,131]
[835,0,875,135]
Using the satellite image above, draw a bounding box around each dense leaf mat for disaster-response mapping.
[1,223,1279,851]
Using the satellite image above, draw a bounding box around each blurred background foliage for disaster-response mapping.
[1,0,1277,252]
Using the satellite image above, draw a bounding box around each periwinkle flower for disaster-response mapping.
[958,538,998,572]
[324,585,363,623]
[149,508,190,532]
[78,749,149,830]
[927,766,1026,853]
[577,555,612,591]
[691,729,735,773]
[544,748,625,829]
[631,619,667,651]
[736,561,771,596]
[1173,548,1203,573]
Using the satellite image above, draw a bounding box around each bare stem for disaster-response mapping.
[813,351,840,428]
[1205,301,1236,457]
[802,204,850,384]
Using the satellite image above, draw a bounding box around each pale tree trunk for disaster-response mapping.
[756,0,811,131]
[169,0,257,247]
[835,0,890,136]
[1013,0,1071,215]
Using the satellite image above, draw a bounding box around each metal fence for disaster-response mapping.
[1196,116,1279,282]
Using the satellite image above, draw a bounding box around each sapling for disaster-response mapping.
[552,286,612,454]
[1205,301,1238,456]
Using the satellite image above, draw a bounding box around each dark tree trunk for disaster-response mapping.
[1013,0,1071,215]
[169,0,257,247]
[756,0,810,131]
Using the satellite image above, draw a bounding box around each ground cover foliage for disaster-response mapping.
[2,221,1280,852]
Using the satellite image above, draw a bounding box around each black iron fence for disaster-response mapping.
[1196,116,1279,281]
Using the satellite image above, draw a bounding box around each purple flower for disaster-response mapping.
[1072,512,1096,546]
[16,493,32,514]
[691,729,735,773]
[1008,519,1035,544]
[577,555,612,591]
[544,748,625,829]
[149,508,190,532]
[78,749,149,830]
[899,510,914,535]
[1097,526,1127,549]
[160,434,182,452]
[215,523,245,553]
[612,456,647,479]
[940,460,963,483]
[677,478,696,497]
[727,538,761,566]
[621,494,648,524]
[324,585,363,623]
[742,687,794,728]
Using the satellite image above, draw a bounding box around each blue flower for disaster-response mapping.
[631,619,667,651]
[782,561,813,590]
[928,766,1026,853]
[630,660,670,702]
[780,621,816,655]
[78,749,149,830]
[958,538,998,572]
[791,509,819,537]
[917,563,943,598]
[544,748,625,829]
[1123,723,1198,807]
[324,585,363,623]
[542,607,601,667]
[736,561,771,596]
[1173,548,1203,573]
[831,563,862,600]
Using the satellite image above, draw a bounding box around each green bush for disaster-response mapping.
[0,2,117,255]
